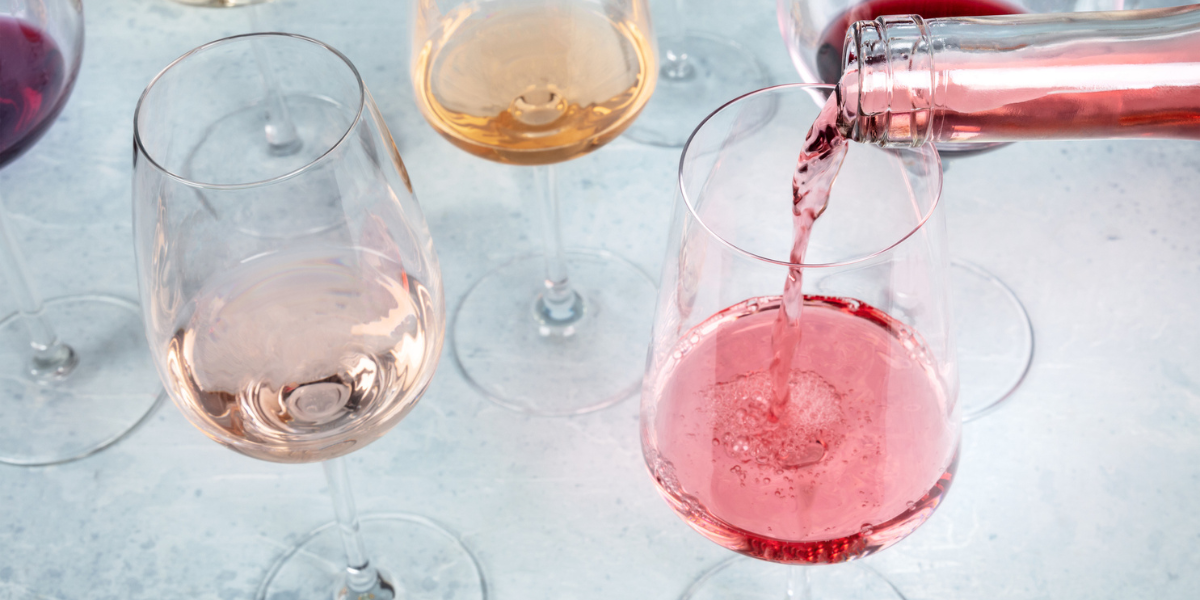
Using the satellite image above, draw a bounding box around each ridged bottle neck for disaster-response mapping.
[838,5,1200,147]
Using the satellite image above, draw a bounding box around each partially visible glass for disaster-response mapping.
[132,33,484,600]
[622,0,770,148]
[642,83,959,598]
[0,0,163,466]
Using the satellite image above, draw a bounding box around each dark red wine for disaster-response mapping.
[814,0,1024,84]
[0,17,69,168]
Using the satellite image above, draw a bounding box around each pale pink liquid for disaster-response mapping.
[648,296,957,564]
[769,97,849,413]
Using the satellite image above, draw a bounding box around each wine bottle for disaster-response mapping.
[837,4,1200,146]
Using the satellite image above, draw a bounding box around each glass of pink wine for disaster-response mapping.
[411,0,660,415]
[0,0,163,466]
[641,84,960,598]
[778,0,1049,421]
[132,33,484,600]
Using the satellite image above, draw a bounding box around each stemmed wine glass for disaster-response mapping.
[132,33,485,600]
[641,84,960,598]
[778,0,1037,421]
[623,0,771,148]
[411,0,660,415]
[0,0,163,466]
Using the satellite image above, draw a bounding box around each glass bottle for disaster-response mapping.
[837,4,1200,146]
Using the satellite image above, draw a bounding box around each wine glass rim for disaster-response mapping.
[132,32,366,191]
[676,82,944,270]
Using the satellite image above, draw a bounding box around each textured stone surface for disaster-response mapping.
[1,1,1198,599]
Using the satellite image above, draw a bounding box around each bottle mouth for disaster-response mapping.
[841,15,934,148]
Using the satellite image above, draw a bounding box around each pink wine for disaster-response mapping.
[0,17,69,168]
[165,247,440,463]
[648,296,957,564]
[813,0,1023,85]
[769,97,848,413]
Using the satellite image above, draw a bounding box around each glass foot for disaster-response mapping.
[0,294,164,466]
[623,32,770,148]
[453,249,656,416]
[255,513,487,600]
[681,555,905,600]
[950,259,1035,422]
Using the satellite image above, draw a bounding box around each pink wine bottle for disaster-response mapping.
[836,4,1200,146]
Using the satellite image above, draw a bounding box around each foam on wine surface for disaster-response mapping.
[165,247,438,463]
[648,296,957,564]
[412,4,656,165]
[0,17,69,168]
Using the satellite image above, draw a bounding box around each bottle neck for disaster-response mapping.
[838,5,1200,147]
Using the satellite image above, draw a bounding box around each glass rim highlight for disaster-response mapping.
[676,82,944,270]
[132,32,367,191]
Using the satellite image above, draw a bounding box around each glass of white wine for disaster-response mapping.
[132,33,485,600]
[412,0,660,415]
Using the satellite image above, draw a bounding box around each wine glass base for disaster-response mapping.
[255,513,487,600]
[681,555,905,600]
[950,259,1035,422]
[452,249,656,416]
[0,294,164,466]
[623,32,770,148]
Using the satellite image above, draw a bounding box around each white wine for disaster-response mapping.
[413,3,656,165]
[165,247,440,463]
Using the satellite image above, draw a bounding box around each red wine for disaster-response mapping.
[814,0,1024,84]
[0,17,69,168]
[648,296,958,564]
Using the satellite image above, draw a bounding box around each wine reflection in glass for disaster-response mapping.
[411,0,659,415]
[778,0,1039,421]
[642,84,960,598]
[0,0,163,466]
[132,33,484,600]
[623,0,771,148]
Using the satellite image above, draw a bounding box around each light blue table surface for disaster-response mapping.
[2,0,1198,598]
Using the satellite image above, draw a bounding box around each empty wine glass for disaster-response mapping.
[778,0,1038,420]
[642,84,959,598]
[411,0,659,415]
[132,33,484,599]
[623,0,770,148]
[0,0,163,466]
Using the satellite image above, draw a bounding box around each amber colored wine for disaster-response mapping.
[164,248,440,463]
[412,4,656,165]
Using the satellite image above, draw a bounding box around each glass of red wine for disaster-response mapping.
[642,84,959,598]
[778,0,1038,421]
[132,33,485,600]
[0,0,163,466]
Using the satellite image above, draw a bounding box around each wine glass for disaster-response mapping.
[132,33,484,600]
[641,84,960,598]
[622,0,771,148]
[411,0,660,415]
[778,0,1039,420]
[0,0,163,466]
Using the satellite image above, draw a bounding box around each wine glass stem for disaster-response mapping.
[658,0,696,81]
[323,457,385,595]
[0,200,76,379]
[534,164,583,326]
[248,5,303,156]
[786,565,812,600]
